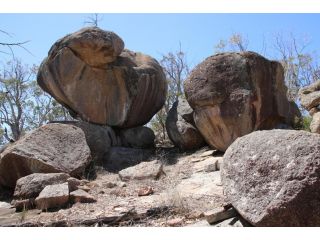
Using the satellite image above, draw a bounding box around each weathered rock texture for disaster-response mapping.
[221,129,320,226]
[37,27,167,128]
[35,183,69,210]
[0,123,91,188]
[51,120,121,164]
[14,173,70,199]
[166,97,206,150]
[184,51,300,151]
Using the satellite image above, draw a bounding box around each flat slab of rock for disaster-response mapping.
[119,161,163,181]
[204,207,237,224]
[174,171,223,199]
[222,129,320,226]
[0,123,91,188]
[14,173,70,199]
[103,147,154,172]
[35,183,69,210]
[70,189,96,203]
[192,156,218,173]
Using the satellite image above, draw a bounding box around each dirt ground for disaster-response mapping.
[0,147,228,227]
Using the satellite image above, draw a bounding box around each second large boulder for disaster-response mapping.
[184,51,300,151]
[37,27,167,128]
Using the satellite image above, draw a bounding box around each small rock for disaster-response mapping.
[14,173,70,199]
[103,182,117,188]
[138,186,154,196]
[119,161,163,181]
[70,189,96,203]
[119,182,127,187]
[0,202,12,209]
[167,217,183,226]
[78,185,90,192]
[35,183,69,210]
[204,207,237,225]
[200,150,215,158]
[193,157,218,173]
[67,177,81,192]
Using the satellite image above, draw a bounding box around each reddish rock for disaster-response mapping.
[37,27,167,128]
[184,51,300,151]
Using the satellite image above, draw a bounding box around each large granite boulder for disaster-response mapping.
[166,97,206,150]
[37,27,167,128]
[184,51,300,151]
[221,129,320,226]
[0,123,91,188]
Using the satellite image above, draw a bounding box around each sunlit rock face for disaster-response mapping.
[37,27,167,128]
[184,51,300,151]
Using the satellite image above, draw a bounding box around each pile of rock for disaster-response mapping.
[0,27,163,201]
[12,173,96,211]
[299,80,320,133]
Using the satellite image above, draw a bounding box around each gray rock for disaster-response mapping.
[0,123,91,188]
[35,183,69,210]
[70,189,96,203]
[204,207,237,224]
[117,126,155,149]
[0,202,12,209]
[103,147,154,172]
[166,98,206,151]
[221,129,320,226]
[51,121,121,165]
[119,160,163,181]
[14,173,70,199]
[192,157,218,173]
[67,177,82,192]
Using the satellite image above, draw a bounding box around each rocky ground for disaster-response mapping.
[0,147,247,227]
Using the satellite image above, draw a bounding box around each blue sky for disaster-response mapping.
[0,14,320,68]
